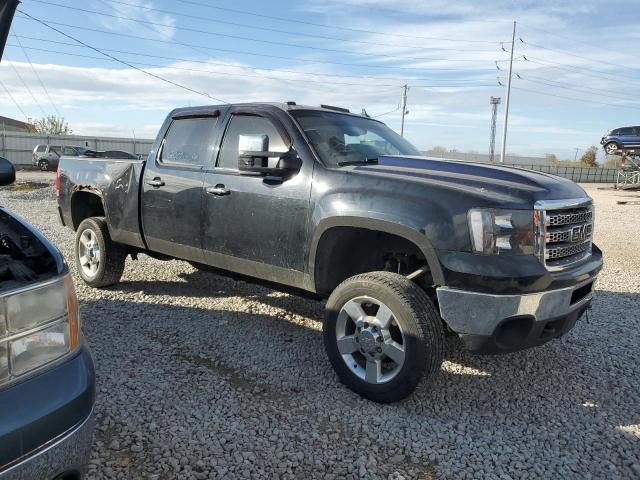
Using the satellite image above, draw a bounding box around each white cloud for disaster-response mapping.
[94,0,176,40]
[3,0,635,159]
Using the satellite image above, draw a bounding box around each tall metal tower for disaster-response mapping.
[489,96,501,163]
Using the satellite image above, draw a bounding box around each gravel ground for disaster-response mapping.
[2,172,639,480]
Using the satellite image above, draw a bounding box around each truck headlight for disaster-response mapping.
[468,208,535,255]
[0,274,80,383]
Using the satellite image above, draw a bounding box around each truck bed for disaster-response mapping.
[57,156,147,249]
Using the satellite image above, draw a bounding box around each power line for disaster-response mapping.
[168,0,505,45]
[14,35,496,86]
[520,56,630,83]
[520,38,640,75]
[519,23,623,57]
[15,15,498,73]
[373,107,401,118]
[515,73,640,102]
[0,78,29,122]
[4,53,47,117]
[7,43,498,90]
[511,84,640,112]
[99,0,496,54]
[16,9,228,103]
[27,0,504,64]
[11,27,61,117]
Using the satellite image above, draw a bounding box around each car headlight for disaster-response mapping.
[468,208,535,255]
[0,274,79,383]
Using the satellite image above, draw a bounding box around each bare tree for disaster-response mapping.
[27,115,72,135]
[579,146,598,167]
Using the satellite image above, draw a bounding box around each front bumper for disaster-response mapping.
[0,411,94,480]
[437,278,595,353]
[0,344,95,479]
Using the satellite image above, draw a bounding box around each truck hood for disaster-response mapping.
[349,155,588,207]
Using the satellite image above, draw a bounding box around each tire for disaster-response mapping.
[604,142,620,154]
[323,271,444,403]
[38,159,50,171]
[75,217,127,287]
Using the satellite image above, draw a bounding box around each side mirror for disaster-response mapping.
[0,157,15,186]
[239,134,268,154]
[238,134,301,177]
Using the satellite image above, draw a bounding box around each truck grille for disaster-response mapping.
[538,202,593,270]
[546,209,593,227]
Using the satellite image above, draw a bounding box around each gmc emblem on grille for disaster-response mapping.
[571,224,592,242]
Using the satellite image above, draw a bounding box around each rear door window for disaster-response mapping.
[160,117,218,167]
[62,146,77,155]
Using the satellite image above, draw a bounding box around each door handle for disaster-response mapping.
[146,178,165,188]
[206,185,231,196]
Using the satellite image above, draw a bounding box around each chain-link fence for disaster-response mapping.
[506,164,617,183]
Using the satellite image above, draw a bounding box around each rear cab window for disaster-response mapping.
[160,117,218,168]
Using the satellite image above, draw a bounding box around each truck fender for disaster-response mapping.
[309,216,445,287]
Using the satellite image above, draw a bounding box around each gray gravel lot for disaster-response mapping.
[3,172,639,479]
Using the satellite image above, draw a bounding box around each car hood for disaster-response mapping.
[348,155,588,208]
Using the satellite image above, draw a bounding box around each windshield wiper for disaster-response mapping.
[336,158,379,167]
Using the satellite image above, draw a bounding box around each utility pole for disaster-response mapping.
[489,97,501,162]
[499,21,516,164]
[400,84,409,137]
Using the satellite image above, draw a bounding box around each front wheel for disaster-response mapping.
[75,217,127,287]
[38,159,50,171]
[604,142,620,154]
[323,272,444,403]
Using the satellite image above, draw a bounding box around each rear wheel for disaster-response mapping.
[75,217,127,287]
[323,271,444,403]
[604,142,620,154]
[38,159,50,171]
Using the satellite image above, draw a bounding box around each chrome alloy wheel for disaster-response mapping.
[78,229,101,277]
[335,296,406,384]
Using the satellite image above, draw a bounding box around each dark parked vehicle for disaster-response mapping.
[600,126,640,154]
[97,150,139,160]
[57,103,602,402]
[32,145,62,171]
[0,158,95,479]
[62,147,138,160]
[61,146,91,157]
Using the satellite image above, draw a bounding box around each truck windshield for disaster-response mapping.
[290,110,421,167]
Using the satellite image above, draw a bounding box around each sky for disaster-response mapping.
[0,0,638,161]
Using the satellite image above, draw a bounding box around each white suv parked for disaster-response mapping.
[32,144,62,171]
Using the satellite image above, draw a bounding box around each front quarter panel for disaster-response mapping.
[307,167,478,285]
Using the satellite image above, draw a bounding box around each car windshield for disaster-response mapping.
[290,110,421,167]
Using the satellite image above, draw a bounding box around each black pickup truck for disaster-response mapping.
[57,102,602,402]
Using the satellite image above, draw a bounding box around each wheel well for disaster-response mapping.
[70,192,105,230]
[313,227,432,297]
